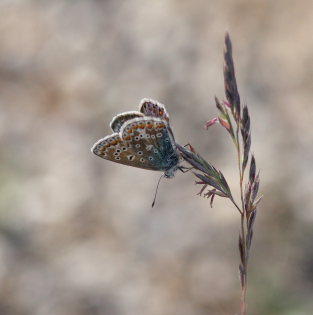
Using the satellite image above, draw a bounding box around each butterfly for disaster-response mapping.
[91,99,182,178]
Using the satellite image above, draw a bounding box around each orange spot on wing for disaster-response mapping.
[133,124,138,129]
[147,124,153,129]
[111,140,117,145]
[125,135,131,140]
[140,123,146,129]
[128,129,133,134]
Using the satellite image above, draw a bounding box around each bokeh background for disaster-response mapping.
[1,0,313,314]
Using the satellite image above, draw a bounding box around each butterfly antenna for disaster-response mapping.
[151,174,164,208]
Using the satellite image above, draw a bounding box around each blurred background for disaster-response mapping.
[0,0,313,314]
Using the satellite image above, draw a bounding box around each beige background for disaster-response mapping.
[0,0,313,314]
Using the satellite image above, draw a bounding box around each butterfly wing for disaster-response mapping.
[139,99,169,121]
[92,99,179,172]
[110,111,144,132]
[119,117,179,172]
[92,132,160,170]
[92,117,179,172]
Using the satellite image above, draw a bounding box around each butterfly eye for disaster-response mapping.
[140,134,144,139]
[154,149,158,153]
[116,149,121,153]
[122,147,127,151]
[151,135,155,139]
[115,156,121,160]
[165,139,169,142]
[140,158,145,162]
[113,152,119,156]
[148,156,153,161]
[134,136,140,141]
[137,151,143,155]
[135,144,141,148]
[145,134,150,138]
[156,132,162,138]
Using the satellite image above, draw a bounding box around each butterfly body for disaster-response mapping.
[92,99,180,178]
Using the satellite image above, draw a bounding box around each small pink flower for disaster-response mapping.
[205,117,218,129]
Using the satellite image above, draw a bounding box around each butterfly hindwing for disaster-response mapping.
[120,117,179,171]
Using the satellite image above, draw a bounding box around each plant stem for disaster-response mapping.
[241,284,247,315]
[240,213,247,315]
[235,120,247,315]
